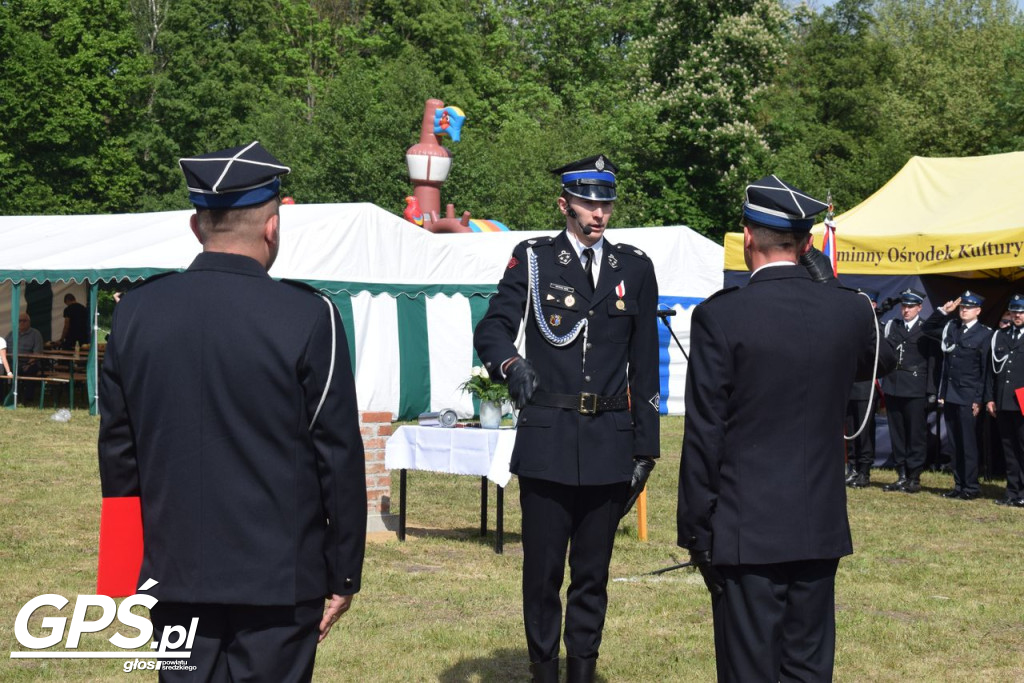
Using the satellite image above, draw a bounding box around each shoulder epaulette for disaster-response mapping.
[126,270,180,292]
[523,236,555,248]
[703,286,739,302]
[280,278,323,296]
[613,243,651,261]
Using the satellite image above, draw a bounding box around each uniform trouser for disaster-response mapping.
[944,402,980,493]
[997,411,1024,499]
[844,399,876,474]
[518,476,629,663]
[885,395,928,480]
[712,559,840,683]
[150,599,322,683]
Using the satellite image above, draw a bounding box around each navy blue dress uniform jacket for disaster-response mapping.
[881,318,938,398]
[922,311,993,405]
[99,252,367,605]
[985,326,1024,411]
[678,267,896,565]
[474,231,661,486]
[849,379,878,402]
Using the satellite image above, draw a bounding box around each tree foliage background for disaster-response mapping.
[1,0,1022,240]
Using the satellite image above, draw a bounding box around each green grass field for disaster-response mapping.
[1,409,1022,681]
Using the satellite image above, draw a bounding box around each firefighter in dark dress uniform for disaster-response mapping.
[677,176,897,683]
[98,142,367,682]
[922,290,993,500]
[881,288,938,493]
[846,290,883,488]
[985,293,1024,507]
[473,155,660,683]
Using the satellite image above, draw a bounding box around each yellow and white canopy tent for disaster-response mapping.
[724,152,1024,317]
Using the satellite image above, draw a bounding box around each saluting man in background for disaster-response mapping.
[985,293,1024,508]
[474,155,660,683]
[922,290,993,500]
[98,142,367,682]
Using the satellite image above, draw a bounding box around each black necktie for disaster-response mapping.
[582,248,596,291]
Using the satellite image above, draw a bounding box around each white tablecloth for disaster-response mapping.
[385,425,516,487]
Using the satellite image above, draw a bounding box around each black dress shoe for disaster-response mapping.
[529,659,559,683]
[941,488,962,499]
[848,474,870,489]
[902,480,921,494]
[845,471,859,485]
[958,491,980,500]
[1011,498,1024,508]
[883,478,907,492]
[994,497,1011,506]
[566,656,597,683]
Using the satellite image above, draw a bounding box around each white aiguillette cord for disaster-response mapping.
[846,291,881,441]
[517,247,589,370]
[990,327,1011,374]
[309,294,337,431]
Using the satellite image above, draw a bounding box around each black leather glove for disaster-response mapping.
[621,457,655,518]
[800,246,836,284]
[690,549,725,597]
[505,356,539,409]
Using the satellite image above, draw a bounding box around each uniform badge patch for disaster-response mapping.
[564,295,575,307]
[608,253,618,268]
[649,393,660,411]
[549,314,562,327]
[507,256,519,269]
[558,250,572,265]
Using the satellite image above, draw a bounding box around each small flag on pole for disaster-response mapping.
[821,191,838,277]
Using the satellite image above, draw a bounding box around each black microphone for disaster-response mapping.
[567,207,592,236]
[656,309,676,318]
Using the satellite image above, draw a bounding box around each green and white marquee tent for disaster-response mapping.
[0,203,723,418]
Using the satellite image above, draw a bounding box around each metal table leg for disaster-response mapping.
[398,469,407,541]
[495,485,504,555]
[480,477,488,537]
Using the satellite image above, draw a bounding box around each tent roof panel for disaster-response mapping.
[0,203,723,298]
[724,152,1024,275]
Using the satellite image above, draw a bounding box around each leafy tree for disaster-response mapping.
[629,0,791,238]
[759,0,906,212]
[0,0,151,214]
[874,0,1022,157]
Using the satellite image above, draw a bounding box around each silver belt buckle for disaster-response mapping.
[579,392,598,415]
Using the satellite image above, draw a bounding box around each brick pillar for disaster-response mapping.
[360,411,396,534]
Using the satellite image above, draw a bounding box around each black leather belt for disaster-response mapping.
[531,391,629,415]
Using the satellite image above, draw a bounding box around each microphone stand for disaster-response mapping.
[645,559,694,576]
[641,309,694,577]
[657,310,689,361]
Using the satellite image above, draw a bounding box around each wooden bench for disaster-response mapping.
[4,375,70,409]
[3,349,104,409]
